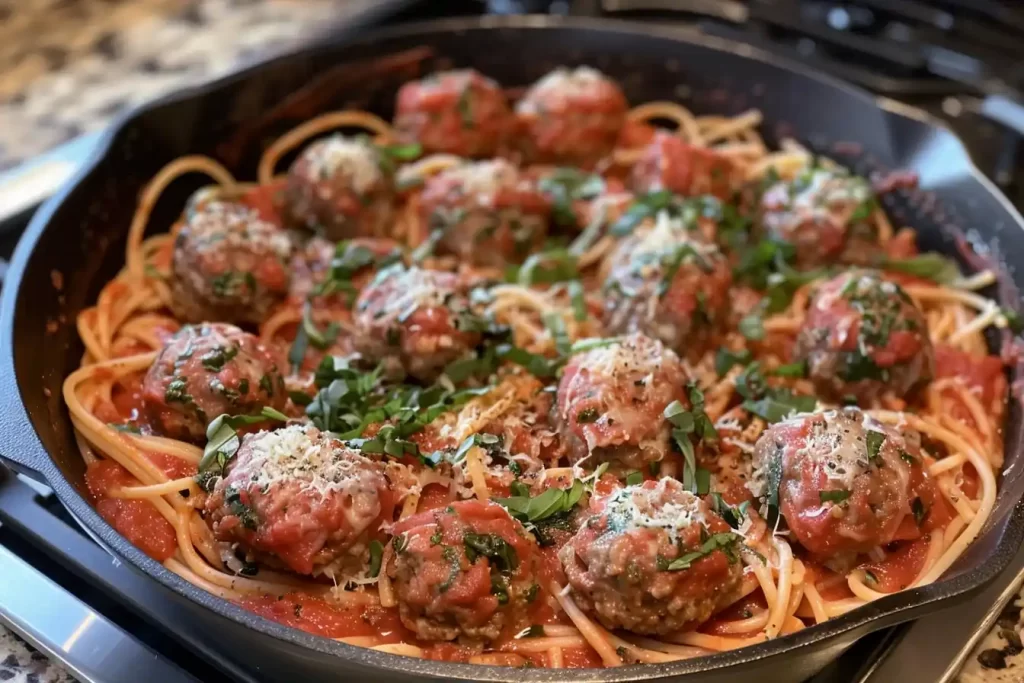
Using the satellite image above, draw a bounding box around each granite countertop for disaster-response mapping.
[0,0,373,172]
[0,0,377,679]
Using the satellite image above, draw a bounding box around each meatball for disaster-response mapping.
[351,266,480,381]
[602,212,732,357]
[394,69,514,158]
[750,408,936,563]
[142,323,286,442]
[388,500,536,642]
[204,424,394,577]
[631,131,741,200]
[555,333,689,469]
[560,478,744,634]
[419,159,550,268]
[170,199,293,325]
[515,66,628,168]
[282,134,394,241]
[795,270,933,401]
[759,166,877,267]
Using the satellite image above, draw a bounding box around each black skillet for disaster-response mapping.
[2,15,1024,683]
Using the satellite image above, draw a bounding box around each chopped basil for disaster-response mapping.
[769,360,807,378]
[495,479,584,525]
[568,280,587,322]
[715,348,752,377]
[463,532,518,572]
[625,471,644,486]
[709,493,750,529]
[543,312,571,356]
[866,430,886,464]
[743,393,816,423]
[912,496,928,525]
[879,252,961,285]
[663,532,741,571]
[537,168,605,227]
[819,489,851,504]
[863,569,878,585]
[738,313,765,341]
[201,345,239,372]
[610,190,676,236]
[1003,308,1024,334]
[368,540,384,578]
[576,407,599,424]
[196,407,289,490]
[377,142,422,161]
[899,448,917,465]
[516,249,579,286]
[516,624,545,639]
[224,487,259,530]
[695,467,711,496]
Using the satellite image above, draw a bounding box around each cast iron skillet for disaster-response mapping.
[2,15,1024,683]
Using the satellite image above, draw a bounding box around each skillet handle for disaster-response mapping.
[0,368,57,482]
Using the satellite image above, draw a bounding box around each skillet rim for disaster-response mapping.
[4,13,1024,681]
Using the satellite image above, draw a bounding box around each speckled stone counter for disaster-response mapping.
[0,628,76,683]
[1,0,379,679]
[0,0,382,172]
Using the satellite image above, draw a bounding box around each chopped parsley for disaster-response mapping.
[368,540,384,578]
[866,430,886,465]
[495,479,584,525]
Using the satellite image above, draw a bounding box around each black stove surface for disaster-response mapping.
[3,1,1024,681]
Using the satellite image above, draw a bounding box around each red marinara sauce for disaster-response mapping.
[85,460,177,561]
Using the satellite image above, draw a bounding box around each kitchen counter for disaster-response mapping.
[0,626,75,682]
[0,0,378,172]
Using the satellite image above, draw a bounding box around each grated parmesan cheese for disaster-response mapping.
[603,478,708,544]
[434,158,520,206]
[304,134,383,195]
[232,424,378,500]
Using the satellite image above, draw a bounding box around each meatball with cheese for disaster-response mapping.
[419,159,550,268]
[750,408,938,564]
[515,66,628,169]
[560,478,744,634]
[282,134,394,241]
[795,270,933,401]
[351,266,481,381]
[394,69,514,158]
[602,211,732,358]
[288,236,403,305]
[141,323,286,442]
[387,500,537,642]
[758,165,877,267]
[630,131,742,200]
[555,333,689,469]
[170,198,293,325]
[204,424,395,577]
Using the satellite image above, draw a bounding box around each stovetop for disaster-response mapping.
[2,1,1024,681]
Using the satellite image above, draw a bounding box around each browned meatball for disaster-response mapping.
[795,270,933,401]
[141,323,286,442]
[603,213,732,358]
[515,66,628,168]
[387,500,537,642]
[351,266,480,381]
[394,69,514,158]
[419,159,550,268]
[555,333,689,469]
[170,199,293,325]
[750,408,941,565]
[630,131,742,200]
[204,424,395,577]
[282,134,394,241]
[560,478,744,634]
[759,166,877,267]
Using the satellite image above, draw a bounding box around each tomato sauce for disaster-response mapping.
[860,537,931,593]
[239,593,407,640]
[85,460,177,561]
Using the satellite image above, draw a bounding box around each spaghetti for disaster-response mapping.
[64,63,1012,670]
